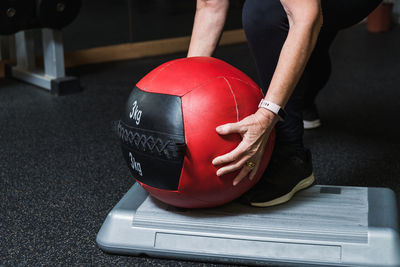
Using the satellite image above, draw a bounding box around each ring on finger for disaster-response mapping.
[245,160,256,170]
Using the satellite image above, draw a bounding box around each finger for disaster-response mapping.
[247,135,269,181]
[233,164,252,186]
[248,158,261,181]
[216,121,245,135]
[212,140,251,166]
[216,155,252,177]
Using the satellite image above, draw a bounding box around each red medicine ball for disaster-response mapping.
[118,57,275,208]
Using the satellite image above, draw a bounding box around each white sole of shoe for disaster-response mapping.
[250,173,315,207]
[303,119,321,130]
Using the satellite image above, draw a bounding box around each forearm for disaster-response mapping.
[257,1,322,124]
[264,19,322,108]
[187,0,229,57]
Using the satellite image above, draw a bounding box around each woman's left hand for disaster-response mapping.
[212,108,278,186]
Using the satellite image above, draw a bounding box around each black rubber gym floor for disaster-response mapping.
[1,24,399,266]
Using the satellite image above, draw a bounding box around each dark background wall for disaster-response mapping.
[62,0,245,52]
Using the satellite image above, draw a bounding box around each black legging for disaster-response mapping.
[242,0,382,148]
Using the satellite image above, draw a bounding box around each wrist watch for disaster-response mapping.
[258,99,287,121]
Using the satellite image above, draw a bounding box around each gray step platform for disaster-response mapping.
[97,184,400,266]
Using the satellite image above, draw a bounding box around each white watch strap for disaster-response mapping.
[258,99,287,121]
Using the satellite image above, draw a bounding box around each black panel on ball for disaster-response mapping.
[119,87,186,191]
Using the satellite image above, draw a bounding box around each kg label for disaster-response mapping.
[129,152,143,176]
[129,100,142,125]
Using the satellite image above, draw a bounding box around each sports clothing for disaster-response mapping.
[240,0,381,206]
[242,0,381,145]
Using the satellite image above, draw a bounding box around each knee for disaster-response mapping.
[242,0,289,38]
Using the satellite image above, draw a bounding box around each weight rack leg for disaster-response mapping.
[15,30,36,70]
[42,29,65,78]
[8,29,81,96]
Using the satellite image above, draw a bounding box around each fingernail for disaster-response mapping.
[216,126,225,133]
[233,180,238,186]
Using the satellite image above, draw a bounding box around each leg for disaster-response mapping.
[243,0,304,148]
[301,29,337,129]
[241,0,315,207]
[240,0,382,207]
[244,0,382,141]
[302,0,382,128]
[242,0,289,93]
[302,30,337,110]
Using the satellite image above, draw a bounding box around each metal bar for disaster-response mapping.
[11,67,51,90]
[42,29,65,78]
[15,30,36,70]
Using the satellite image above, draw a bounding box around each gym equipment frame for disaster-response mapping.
[5,29,80,95]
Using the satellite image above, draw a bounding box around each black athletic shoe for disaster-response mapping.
[239,146,315,207]
[303,104,321,130]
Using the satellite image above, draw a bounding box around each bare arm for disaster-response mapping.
[187,0,229,57]
[261,0,323,115]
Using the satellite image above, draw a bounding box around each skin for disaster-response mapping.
[188,0,323,186]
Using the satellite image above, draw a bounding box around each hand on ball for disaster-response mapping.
[212,108,278,185]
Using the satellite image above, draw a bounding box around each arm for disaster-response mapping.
[213,0,323,184]
[262,0,323,110]
[187,0,229,57]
